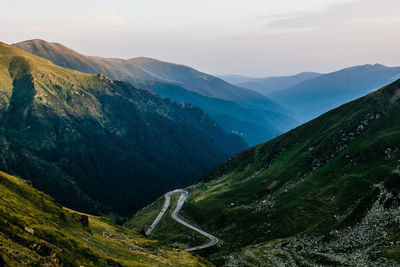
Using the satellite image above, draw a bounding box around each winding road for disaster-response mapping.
[145,189,218,251]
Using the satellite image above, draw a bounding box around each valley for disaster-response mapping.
[2,40,400,266]
[2,41,400,266]
[1,21,400,267]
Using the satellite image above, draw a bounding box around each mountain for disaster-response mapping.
[237,72,321,95]
[0,42,246,220]
[0,170,210,266]
[268,64,400,122]
[217,74,259,85]
[129,79,400,266]
[14,39,298,145]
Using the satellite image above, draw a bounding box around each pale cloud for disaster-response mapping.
[263,26,319,35]
[345,16,400,24]
[254,0,364,37]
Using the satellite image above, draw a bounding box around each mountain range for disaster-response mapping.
[232,72,322,95]
[268,64,400,122]
[13,39,298,145]
[225,65,400,123]
[129,79,400,266]
[216,74,260,85]
[0,42,246,220]
[220,72,321,96]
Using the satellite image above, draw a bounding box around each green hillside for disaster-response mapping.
[0,42,246,220]
[129,80,400,266]
[0,170,211,266]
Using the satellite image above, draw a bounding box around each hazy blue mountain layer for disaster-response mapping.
[217,74,260,85]
[237,72,321,95]
[268,64,400,122]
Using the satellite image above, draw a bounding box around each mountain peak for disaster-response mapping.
[342,63,387,72]
[362,63,386,68]
[13,39,66,49]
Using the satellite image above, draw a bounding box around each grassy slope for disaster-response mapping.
[129,80,400,265]
[0,170,212,267]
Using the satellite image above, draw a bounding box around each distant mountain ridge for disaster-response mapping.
[0,42,246,219]
[13,39,298,145]
[217,74,260,85]
[236,72,322,95]
[268,63,400,121]
[224,64,400,123]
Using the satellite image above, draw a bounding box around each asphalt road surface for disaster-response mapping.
[145,189,218,251]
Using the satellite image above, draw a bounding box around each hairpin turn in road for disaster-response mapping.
[145,189,218,251]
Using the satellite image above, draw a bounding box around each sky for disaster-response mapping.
[1,0,400,76]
